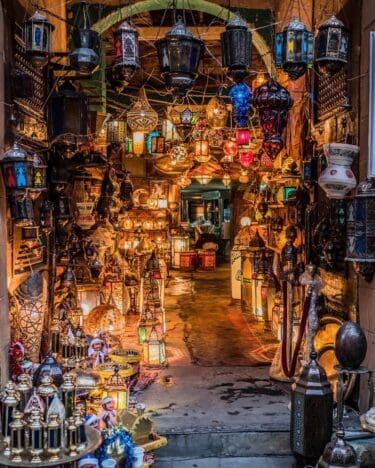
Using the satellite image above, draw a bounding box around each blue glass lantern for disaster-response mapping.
[228,82,252,127]
[24,10,54,67]
[275,18,314,80]
[1,144,33,190]
[147,131,160,154]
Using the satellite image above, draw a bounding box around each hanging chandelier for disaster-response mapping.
[316,15,349,75]
[221,14,252,82]
[275,17,314,80]
[127,88,158,133]
[155,17,203,95]
[111,20,140,89]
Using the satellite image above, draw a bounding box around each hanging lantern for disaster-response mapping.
[146,131,160,154]
[9,191,34,226]
[112,21,140,88]
[346,177,375,282]
[239,150,254,168]
[316,15,349,76]
[48,81,88,144]
[228,82,252,127]
[132,131,145,156]
[1,382,20,439]
[222,173,231,187]
[253,78,293,159]
[275,17,314,81]
[194,139,210,163]
[69,0,99,74]
[156,17,203,95]
[236,129,251,146]
[194,173,212,185]
[180,108,194,125]
[1,144,33,190]
[127,88,158,133]
[206,96,228,129]
[223,140,238,158]
[151,135,165,154]
[31,153,47,190]
[24,10,54,67]
[221,14,251,82]
[317,426,359,468]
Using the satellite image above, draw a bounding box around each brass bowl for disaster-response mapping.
[97,361,134,380]
[109,349,142,365]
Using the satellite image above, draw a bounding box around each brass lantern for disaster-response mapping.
[102,365,129,410]
[221,14,251,82]
[156,17,203,95]
[316,15,349,76]
[24,10,54,67]
[127,88,158,133]
[206,96,228,129]
[194,139,210,163]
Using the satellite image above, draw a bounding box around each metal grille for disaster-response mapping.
[314,68,350,122]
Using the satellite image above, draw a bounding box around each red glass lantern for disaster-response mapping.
[223,140,238,157]
[253,78,293,160]
[236,129,251,146]
[239,150,254,168]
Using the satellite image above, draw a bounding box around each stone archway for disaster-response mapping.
[92,0,276,75]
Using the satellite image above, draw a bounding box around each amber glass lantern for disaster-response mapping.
[102,366,129,410]
[206,96,228,129]
[143,328,166,367]
[194,139,210,163]
[238,150,254,168]
[132,131,145,156]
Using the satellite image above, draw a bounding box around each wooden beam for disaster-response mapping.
[136,26,225,41]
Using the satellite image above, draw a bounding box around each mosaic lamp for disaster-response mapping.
[127,88,158,133]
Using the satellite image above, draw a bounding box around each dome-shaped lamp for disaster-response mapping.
[317,426,359,467]
[156,17,203,95]
[275,17,314,80]
[221,14,251,82]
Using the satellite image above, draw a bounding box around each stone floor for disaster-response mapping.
[134,265,290,434]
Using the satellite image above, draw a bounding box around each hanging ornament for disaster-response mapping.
[24,10,54,67]
[275,17,314,80]
[228,83,252,127]
[127,88,158,133]
[221,14,251,82]
[316,15,349,76]
[206,96,228,129]
[111,21,140,89]
[156,17,203,95]
[253,78,293,159]
[223,140,238,158]
[238,169,249,184]
[69,1,99,73]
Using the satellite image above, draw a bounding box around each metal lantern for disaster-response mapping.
[221,14,251,82]
[151,135,165,154]
[102,366,129,411]
[238,150,254,168]
[275,17,314,80]
[31,153,47,190]
[143,327,166,367]
[73,407,87,451]
[112,21,140,88]
[60,373,75,418]
[317,426,359,468]
[206,96,228,129]
[46,413,62,461]
[222,173,231,187]
[346,177,375,282]
[1,382,20,439]
[316,15,349,76]
[127,88,158,133]
[27,409,44,463]
[15,374,32,412]
[253,78,293,159]
[1,144,33,190]
[48,81,88,143]
[24,10,54,67]
[228,83,252,128]
[195,139,210,163]
[9,191,34,226]
[37,374,57,410]
[290,352,333,461]
[70,29,99,74]
[147,131,160,153]
[9,411,26,462]
[156,17,203,95]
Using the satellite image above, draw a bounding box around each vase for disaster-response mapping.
[318,143,358,199]
[335,321,367,369]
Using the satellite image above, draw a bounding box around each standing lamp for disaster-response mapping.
[143,327,166,367]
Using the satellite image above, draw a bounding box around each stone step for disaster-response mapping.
[156,430,291,459]
[155,456,295,468]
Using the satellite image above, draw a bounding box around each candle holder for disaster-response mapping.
[46,413,62,462]
[9,411,26,462]
[27,409,44,463]
[66,416,78,456]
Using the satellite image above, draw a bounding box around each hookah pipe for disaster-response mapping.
[280,225,312,378]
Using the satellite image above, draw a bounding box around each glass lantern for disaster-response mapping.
[236,129,251,146]
[102,366,129,411]
[143,328,166,367]
[147,131,160,154]
[112,20,140,87]
[238,150,254,168]
[151,135,165,154]
[1,144,33,190]
[171,232,190,268]
[24,10,54,67]
[194,139,210,163]
[316,15,349,75]
[133,131,145,156]
[206,96,228,129]
[275,17,314,80]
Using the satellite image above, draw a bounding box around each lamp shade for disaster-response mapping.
[239,150,254,168]
[127,88,158,133]
[155,18,203,95]
[221,14,251,82]
[24,10,54,67]
[223,140,238,157]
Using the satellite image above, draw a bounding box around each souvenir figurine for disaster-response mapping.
[97,330,110,355]
[88,338,107,368]
[98,396,117,430]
